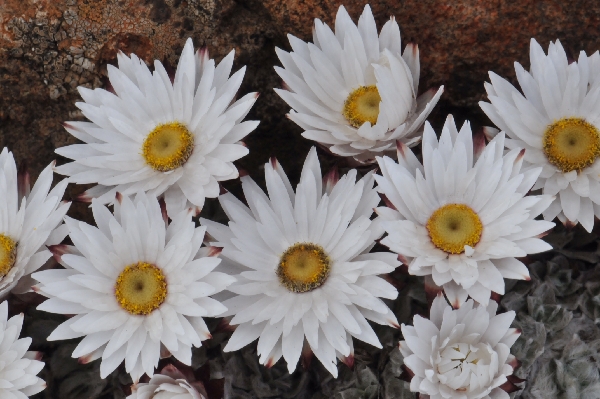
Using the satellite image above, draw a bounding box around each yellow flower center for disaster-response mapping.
[543,117,600,173]
[426,204,483,254]
[142,122,194,172]
[0,235,17,278]
[114,262,167,315]
[343,85,381,128]
[277,243,331,293]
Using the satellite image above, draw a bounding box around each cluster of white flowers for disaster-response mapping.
[2,3,599,398]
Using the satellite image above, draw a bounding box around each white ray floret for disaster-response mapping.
[480,38,600,232]
[375,115,554,307]
[0,148,70,299]
[0,301,46,398]
[33,193,234,382]
[274,5,443,163]
[55,38,259,216]
[399,294,520,399]
[128,365,206,399]
[201,147,400,377]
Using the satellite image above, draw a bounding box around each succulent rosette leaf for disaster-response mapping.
[55,38,259,216]
[399,294,521,399]
[201,147,400,377]
[375,115,554,306]
[33,193,234,381]
[480,38,600,232]
[275,5,443,162]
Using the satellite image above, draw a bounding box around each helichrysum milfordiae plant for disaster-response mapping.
[375,115,554,307]
[33,193,234,382]
[274,4,443,163]
[0,300,46,398]
[201,147,400,377]
[399,294,520,399]
[55,38,259,216]
[8,5,600,396]
[128,364,206,399]
[480,38,600,232]
[0,147,70,299]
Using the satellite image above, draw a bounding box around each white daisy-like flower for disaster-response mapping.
[375,115,554,307]
[201,147,400,377]
[55,38,259,216]
[0,147,70,298]
[0,300,46,398]
[399,294,520,399]
[274,4,443,163]
[128,365,206,399]
[32,193,234,381]
[480,38,600,232]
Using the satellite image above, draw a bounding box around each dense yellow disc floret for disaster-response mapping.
[343,86,381,128]
[426,204,483,254]
[0,234,17,278]
[114,262,167,315]
[277,243,331,293]
[142,122,194,172]
[543,117,600,173]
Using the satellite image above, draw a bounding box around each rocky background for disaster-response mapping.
[2,0,600,398]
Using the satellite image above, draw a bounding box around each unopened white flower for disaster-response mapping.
[399,294,521,399]
[274,5,443,163]
[0,148,70,298]
[0,301,46,398]
[128,365,206,399]
[376,115,554,306]
[480,38,600,232]
[55,38,258,216]
[201,147,400,377]
[33,193,234,381]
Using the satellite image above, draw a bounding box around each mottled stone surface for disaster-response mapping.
[2,1,600,397]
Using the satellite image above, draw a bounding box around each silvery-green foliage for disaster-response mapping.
[381,347,415,399]
[502,254,600,399]
[221,345,310,399]
[311,364,379,399]
[580,269,600,325]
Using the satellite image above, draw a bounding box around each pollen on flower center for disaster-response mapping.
[426,204,482,254]
[543,117,600,173]
[277,243,331,293]
[114,262,167,315]
[343,85,381,128]
[142,122,194,172]
[437,342,486,377]
[0,234,17,278]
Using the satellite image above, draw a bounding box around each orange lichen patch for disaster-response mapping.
[98,33,153,65]
[74,0,160,64]
[71,0,215,67]
[0,0,63,36]
[1,0,216,101]
[56,38,84,52]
